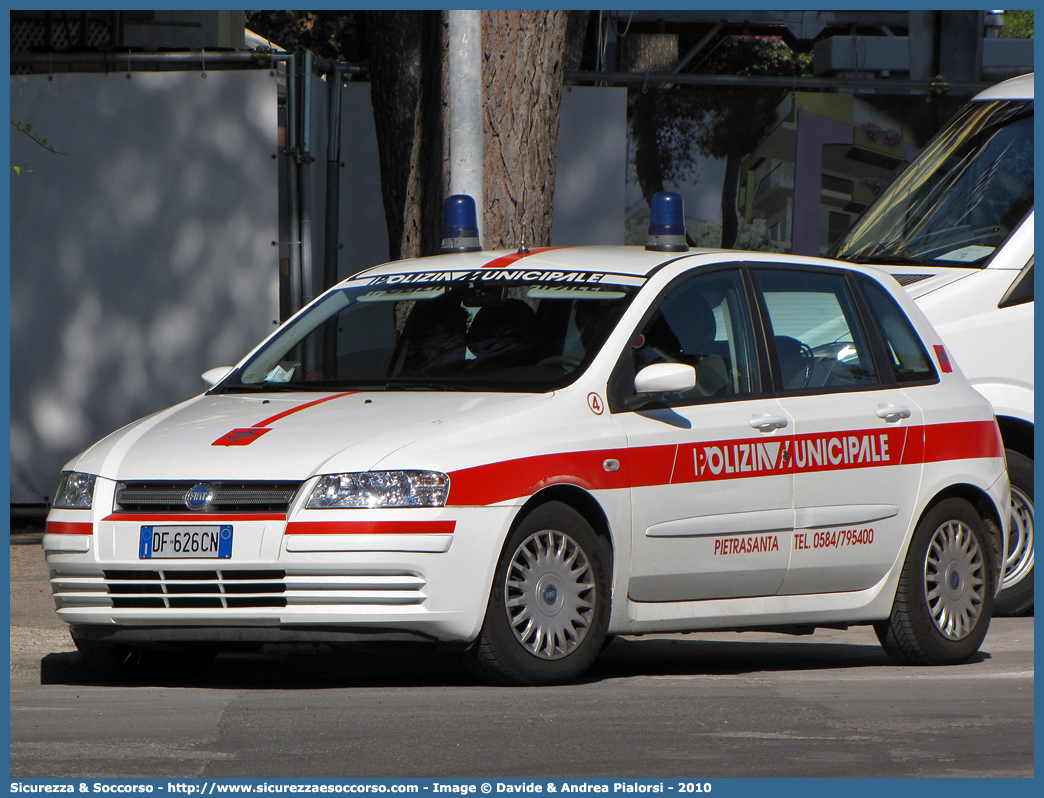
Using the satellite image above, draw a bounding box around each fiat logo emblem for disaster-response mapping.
[184,484,215,511]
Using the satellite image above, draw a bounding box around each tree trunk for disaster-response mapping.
[562,10,590,72]
[367,10,573,257]
[719,151,741,249]
[622,34,678,209]
[364,11,448,261]
[415,12,449,258]
[481,10,569,249]
[631,91,666,209]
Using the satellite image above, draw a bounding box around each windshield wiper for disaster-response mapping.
[382,381,463,391]
[217,382,341,394]
[844,253,930,267]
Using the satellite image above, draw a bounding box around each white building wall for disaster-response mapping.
[10,70,279,504]
[9,74,626,506]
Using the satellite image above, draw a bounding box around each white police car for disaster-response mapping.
[45,193,1009,685]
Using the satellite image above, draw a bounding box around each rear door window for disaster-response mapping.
[754,268,879,392]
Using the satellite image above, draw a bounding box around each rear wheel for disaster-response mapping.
[876,498,995,665]
[467,502,610,685]
[994,449,1034,616]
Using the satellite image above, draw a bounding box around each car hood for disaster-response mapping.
[70,390,552,482]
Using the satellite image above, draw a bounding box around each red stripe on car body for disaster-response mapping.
[104,513,287,523]
[445,420,1003,506]
[921,420,1004,462]
[45,521,93,535]
[254,392,359,427]
[479,247,567,270]
[284,520,456,535]
[447,448,633,506]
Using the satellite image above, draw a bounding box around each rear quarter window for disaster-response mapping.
[856,274,939,384]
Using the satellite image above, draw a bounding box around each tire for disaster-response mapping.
[875,498,995,665]
[73,634,216,682]
[467,502,610,686]
[993,449,1034,616]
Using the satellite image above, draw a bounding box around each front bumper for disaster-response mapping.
[44,504,517,644]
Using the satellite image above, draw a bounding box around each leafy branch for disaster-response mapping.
[11,117,69,175]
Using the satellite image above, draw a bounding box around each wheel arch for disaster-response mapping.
[507,485,618,589]
[510,485,616,561]
[917,482,1005,592]
[996,415,1033,461]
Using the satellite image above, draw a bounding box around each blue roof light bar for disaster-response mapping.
[440,195,483,254]
[646,191,689,253]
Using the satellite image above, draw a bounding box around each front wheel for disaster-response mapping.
[876,498,995,666]
[467,502,610,685]
[993,449,1033,616]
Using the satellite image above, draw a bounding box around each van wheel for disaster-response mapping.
[876,498,994,665]
[994,449,1034,616]
[73,635,215,681]
[467,502,609,685]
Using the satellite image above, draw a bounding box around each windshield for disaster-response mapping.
[216,269,642,393]
[832,100,1033,268]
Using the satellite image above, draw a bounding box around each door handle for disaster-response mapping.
[876,404,912,423]
[749,414,788,432]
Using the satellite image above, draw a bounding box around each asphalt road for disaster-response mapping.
[9,534,1035,779]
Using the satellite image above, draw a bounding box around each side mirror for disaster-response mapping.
[634,362,695,395]
[202,367,234,390]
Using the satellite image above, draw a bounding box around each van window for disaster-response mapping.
[999,260,1034,308]
[833,100,1033,269]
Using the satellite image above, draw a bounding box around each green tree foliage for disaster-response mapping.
[700,34,812,77]
[11,117,70,176]
[629,36,810,248]
[245,11,366,63]
[999,10,1033,38]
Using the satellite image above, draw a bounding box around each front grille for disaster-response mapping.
[52,569,427,610]
[103,569,287,609]
[114,481,301,513]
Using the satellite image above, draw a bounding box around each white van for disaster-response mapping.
[833,74,1033,615]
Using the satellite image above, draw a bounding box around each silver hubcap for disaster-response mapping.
[1001,486,1034,591]
[504,530,595,660]
[924,520,985,641]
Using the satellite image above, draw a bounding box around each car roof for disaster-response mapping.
[347,245,696,281]
[343,246,893,286]
[973,73,1033,101]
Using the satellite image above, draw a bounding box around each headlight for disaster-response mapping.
[52,472,97,509]
[306,471,450,509]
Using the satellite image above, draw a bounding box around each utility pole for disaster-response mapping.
[448,10,484,246]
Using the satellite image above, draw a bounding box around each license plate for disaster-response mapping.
[139,526,233,559]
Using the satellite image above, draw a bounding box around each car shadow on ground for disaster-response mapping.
[37,636,992,690]
[591,636,989,677]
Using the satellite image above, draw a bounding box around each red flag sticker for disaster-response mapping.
[934,344,953,373]
[213,427,271,447]
[211,392,358,446]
